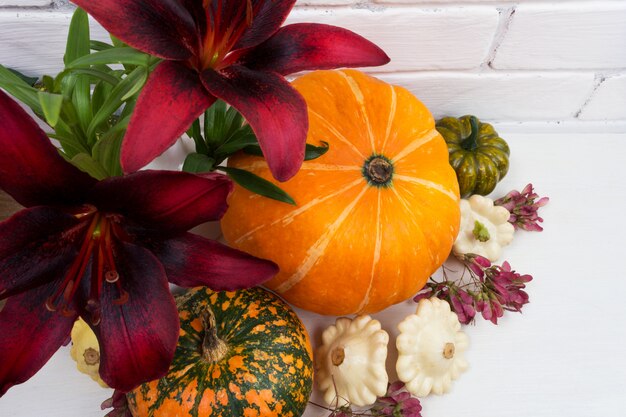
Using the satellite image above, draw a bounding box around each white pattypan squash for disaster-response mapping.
[396,297,469,397]
[70,318,108,388]
[316,315,389,407]
[453,194,514,261]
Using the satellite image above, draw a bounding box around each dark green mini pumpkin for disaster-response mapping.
[436,115,510,198]
[127,287,313,417]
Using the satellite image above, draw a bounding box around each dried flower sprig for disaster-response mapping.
[414,254,532,325]
[494,183,549,231]
[311,381,422,417]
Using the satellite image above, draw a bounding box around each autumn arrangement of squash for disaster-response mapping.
[0,3,546,413]
[221,69,461,316]
[127,287,313,417]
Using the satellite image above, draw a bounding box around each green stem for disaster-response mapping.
[460,116,480,151]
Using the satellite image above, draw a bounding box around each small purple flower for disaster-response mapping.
[449,289,476,325]
[415,254,532,325]
[412,287,434,303]
[464,253,492,279]
[373,381,422,417]
[489,262,532,312]
[495,183,549,231]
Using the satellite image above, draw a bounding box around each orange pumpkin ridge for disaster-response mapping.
[221,69,461,315]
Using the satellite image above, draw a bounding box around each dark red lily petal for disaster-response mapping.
[121,61,215,174]
[92,170,232,235]
[0,91,96,207]
[0,280,77,396]
[201,65,307,181]
[86,242,178,392]
[0,207,84,299]
[72,0,198,60]
[181,0,207,41]
[240,23,391,75]
[233,0,297,50]
[146,233,278,290]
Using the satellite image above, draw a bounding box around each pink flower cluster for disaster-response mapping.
[494,183,549,231]
[414,254,532,325]
[323,381,421,417]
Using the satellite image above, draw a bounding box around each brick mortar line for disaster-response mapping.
[574,72,621,119]
[370,68,626,75]
[483,6,516,70]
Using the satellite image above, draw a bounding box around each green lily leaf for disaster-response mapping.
[120,68,148,100]
[203,100,246,149]
[38,92,64,127]
[91,80,113,116]
[243,141,330,161]
[213,128,257,158]
[182,153,216,173]
[70,152,109,180]
[219,167,296,205]
[90,40,114,51]
[86,66,147,140]
[64,8,90,66]
[7,68,38,86]
[41,75,55,92]
[0,64,43,114]
[74,76,92,134]
[187,119,208,154]
[67,47,151,69]
[50,133,89,159]
[64,9,92,135]
[119,97,137,119]
[304,141,330,160]
[93,128,125,177]
[57,68,120,88]
[110,35,126,48]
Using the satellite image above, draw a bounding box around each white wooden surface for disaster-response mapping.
[1,131,625,416]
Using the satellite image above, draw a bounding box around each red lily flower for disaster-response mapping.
[71,0,390,181]
[0,91,278,395]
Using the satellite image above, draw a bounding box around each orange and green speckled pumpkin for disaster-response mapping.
[221,69,461,316]
[127,287,313,417]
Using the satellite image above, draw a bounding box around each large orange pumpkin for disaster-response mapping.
[221,70,460,315]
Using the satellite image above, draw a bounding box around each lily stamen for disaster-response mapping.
[46,213,101,312]
[198,0,263,71]
[105,271,120,283]
[85,298,102,326]
[113,289,129,306]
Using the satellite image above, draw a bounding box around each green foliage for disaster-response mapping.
[219,167,296,206]
[182,100,327,204]
[243,141,330,161]
[0,8,160,179]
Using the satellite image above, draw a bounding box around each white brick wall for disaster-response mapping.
[0,0,624,127]
[0,0,50,6]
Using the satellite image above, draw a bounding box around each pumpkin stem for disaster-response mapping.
[201,307,229,363]
[362,155,394,187]
[443,342,456,359]
[461,116,480,151]
[331,346,345,366]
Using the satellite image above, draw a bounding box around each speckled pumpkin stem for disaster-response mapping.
[201,307,228,363]
[461,116,480,151]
